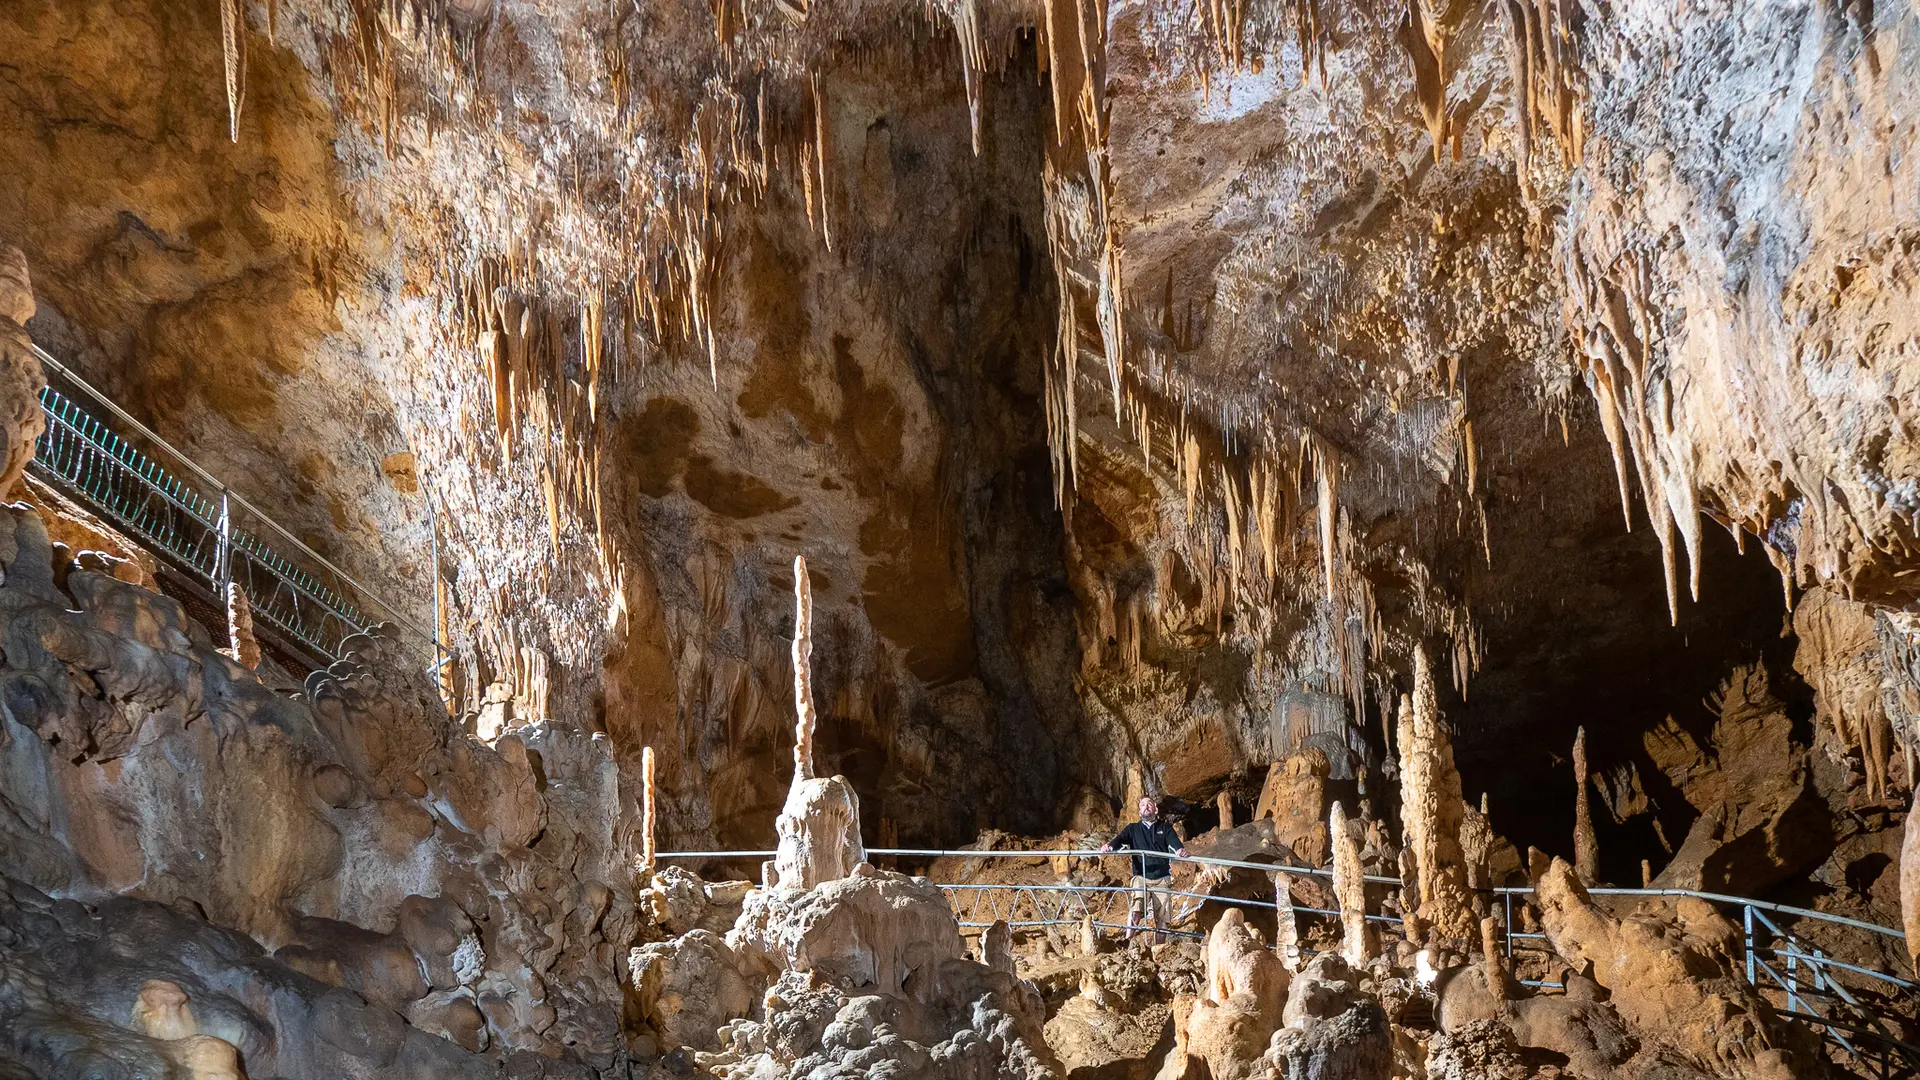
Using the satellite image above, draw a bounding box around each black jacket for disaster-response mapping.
[1109,819,1183,879]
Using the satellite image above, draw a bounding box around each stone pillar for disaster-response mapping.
[1271,870,1302,972]
[1903,791,1918,976]
[772,555,865,891]
[224,583,261,670]
[641,745,658,872]
[1330,800,1374,967]
[0,245,46,502]
[1396,645,1474,944]
[1480,915,1508,1004]
[1573,726,1598,883]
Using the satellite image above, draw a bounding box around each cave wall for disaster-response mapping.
[0,0,1911,924]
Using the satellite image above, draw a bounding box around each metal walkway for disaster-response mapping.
[662,846,1919,1078]
[25,344,436,671]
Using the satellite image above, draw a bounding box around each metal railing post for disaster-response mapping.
[215,489,232,596]
[1787,947,1799,1015]
[1744,904,1756,986]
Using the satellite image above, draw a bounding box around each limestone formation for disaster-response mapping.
[1329,800,1374,967]
[642,743,658,871]
[979,918,1016,975]
[1254,749,1332,867]
[1572,726,1598,883]
[132,979,199,1040]
[1265,952,1392,1080]
[772,554,866,893]
[1532,856,1809,1079]
[1395,648,1473,945]
[1,2,1918,1077]
[1271,871,1302,972]
[1158,908,1287,1080]
[223,582,261,670]
[0,245,44,502]
[1905,794,1920,976]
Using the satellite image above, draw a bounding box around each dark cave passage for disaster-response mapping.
[1450,512,1812,886]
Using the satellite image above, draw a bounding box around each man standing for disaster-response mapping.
[1101,796,1190,942]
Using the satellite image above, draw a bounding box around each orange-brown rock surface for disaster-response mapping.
[0,0,1918,1076]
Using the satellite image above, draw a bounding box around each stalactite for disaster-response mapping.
[1184,433,1202,525]
[1330,800,1373,966]
[949,0,987,154]
[1312,437,1339,605]
[812,75,833,253]
[221,0,247,143]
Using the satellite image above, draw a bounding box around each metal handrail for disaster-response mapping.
[656,845,1904,972]
[26,344,435,665]
[32,343,430,640]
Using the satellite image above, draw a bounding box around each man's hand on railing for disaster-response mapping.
[1099,844,1112,854]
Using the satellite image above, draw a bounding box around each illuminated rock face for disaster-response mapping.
[0,0,1918,1076]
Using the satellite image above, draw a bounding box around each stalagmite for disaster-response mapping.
[224,583,260,670]
[772,555,865,891]
[642,745,658,872]
[792,554,816,781]
[1903,792,1919,976]
[1396,648,1474,944]
[1216,789,1234,830]
[1573,727,1598,883]
[1272,870,1302,971]
[980,920,1016,975]
[1480,915,1507,1000]
[1330,800,1373,966]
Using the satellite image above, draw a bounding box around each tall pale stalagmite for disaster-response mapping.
[1903,791,1919,975]
[1330,800,1374,966]
[1272,871,1302,971]
[792,554,816,781]
[1396,646,1473,944]
[224,583,260,670]
[772,555,865,891]
[642,745,658,871]
[1573,727,1598,883]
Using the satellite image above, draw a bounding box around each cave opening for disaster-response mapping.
[1449,509,1813,888]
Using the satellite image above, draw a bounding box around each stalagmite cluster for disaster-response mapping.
[2,0,1919,1076]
